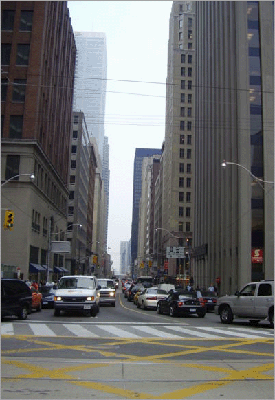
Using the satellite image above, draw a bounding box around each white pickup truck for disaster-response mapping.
[214,280,274,327]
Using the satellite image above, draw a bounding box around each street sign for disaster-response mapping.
[166,247,185,259]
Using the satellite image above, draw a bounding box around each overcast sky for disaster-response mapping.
[68,1,173,274]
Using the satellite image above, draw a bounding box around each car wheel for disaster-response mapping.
[169,306,176,317]
[249,320,260,326]
[36,302,42,312]
[91,308,97,317]
[269,308,274,328]
[54,309,60,317]
[157,304,162,314]
[220,305,233,324]
[197,310,206,318]
[112,302,116,307]
[137,302,141,308]
[18,305,28,320]
[142,301,147,310]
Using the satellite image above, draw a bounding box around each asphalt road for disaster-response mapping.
[1,289,274,399]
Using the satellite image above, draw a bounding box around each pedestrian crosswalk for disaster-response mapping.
[1,321,274,339]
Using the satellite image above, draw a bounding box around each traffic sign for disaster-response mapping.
[166,247,185,258]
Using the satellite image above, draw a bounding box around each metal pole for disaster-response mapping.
[46,218,52,283]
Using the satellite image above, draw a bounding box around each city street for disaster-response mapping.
[1,289,274,399]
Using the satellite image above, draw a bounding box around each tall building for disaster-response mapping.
[102,136,110,251]
[130,148,162,272]
[73,31,107,160]
[193,1,274,295]
[162,1,195,279]
[120,241,131,276]
[1,1,76,281]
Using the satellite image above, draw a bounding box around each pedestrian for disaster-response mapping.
[31,280,38,290]
[208,284,215,292]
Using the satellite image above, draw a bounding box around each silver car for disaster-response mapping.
[137,287,168,310]
[98,279,116,307]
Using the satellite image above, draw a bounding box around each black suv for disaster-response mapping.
[1,279,32,320]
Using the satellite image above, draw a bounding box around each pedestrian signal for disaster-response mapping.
[4,210,14,230]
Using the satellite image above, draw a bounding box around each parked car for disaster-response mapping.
[97,279,116,307]
[133,286,145,305]
[215,280,274,326]
[1,279,32,320]
[200,290,218,312]
[157,289,206,318]
[127,284,144,302]
[30,286,42,312]
[39,285,56,308]
[123,282,132,298]
[137,287,169,310]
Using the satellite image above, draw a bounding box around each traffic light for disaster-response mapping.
[4,210,14,230]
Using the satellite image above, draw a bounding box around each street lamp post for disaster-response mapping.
[2,173,35,187]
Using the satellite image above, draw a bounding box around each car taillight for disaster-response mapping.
[178,302,184,307]
[147,296,157,300]
[198,298,205,305]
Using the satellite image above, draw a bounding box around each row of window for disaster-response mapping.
[180,148,192,159]
[179,206,191,217]
[2,10,33,32]
[2,79,27,102]
[181,67,192,77]
[180,134,192,145]
[181,93,192,103]
[179,177,192,188]
[179,192,191,202]
[179,221,191,232]
[180,121,192,131]
[181,107,192,117]
[31,211,48,237]
[2,43,30,66]
[181,80,192,90]
[179,163,192,173]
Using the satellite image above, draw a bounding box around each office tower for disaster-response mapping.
[162,1,195,279]
[1,1,76,281]
[131,148,162,271]
[120,241,131,276]
[193,1,274,295]
[102,136,110,252]
[73,32,107,160]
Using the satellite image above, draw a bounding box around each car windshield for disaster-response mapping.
[39,286,53,295]
[58,277,95,289]
[98,280,114,289]
[201,291,217,297]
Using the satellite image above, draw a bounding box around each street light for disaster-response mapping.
[155,227,181,239]
[2,173,35,186]
[221,161,274,187]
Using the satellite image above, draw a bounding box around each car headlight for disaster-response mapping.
[86,296,94,301]
[109,292,115,297]
[54,296,62,301]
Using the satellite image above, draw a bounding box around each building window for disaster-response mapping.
[179,163,184,173]
[30,245,39,263]
[188,55,192,63]
[179,32,183,41]
[179,192,184,202]
[181,93,185,103]
[187,163,191,173]
[186,222,191,232]
[70,175,75,184]
[188,94,192,103]
[179,177,184,187]
[73,115,78,124]
[9,115,23,138]
[71,160,76,169]
[69,191,74,200]
[180,121,185,131]
[187,121,192,130]
[181,54,185,63]
[179,222,183,232]
[181,80,185,89]
[188,42,192,49]
[20,11,33,31]
[188,67,192,77]
[68,206,74,215]
[188,107,192,116]
[188,18,192,28]
[179,19,183,29]
[187,149,192,159]
[5,155,20,181]
[12,79,27,102]
[180,134,184,144]
[188,81,192,90]
[181,67,185,76]
[71,145,77,154]
[179,207,184,217]
[187,177,191,187]
[16,44,30,66]
[1,44,12,65]
[1,79,8,101]
[187,135,192,144]
[180,107,185,117]
[186,192,191,202]
[73,130,78,138]
[188,30,192,39]
[186,207,191,217]
[2,10,15,30]
[180,148,184,158]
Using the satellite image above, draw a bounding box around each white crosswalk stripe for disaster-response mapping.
[1,322,273,339]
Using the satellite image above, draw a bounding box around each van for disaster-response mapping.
[54,275,101,317]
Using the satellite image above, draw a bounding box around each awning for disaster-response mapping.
[54,267,63,273]
[29,263,45,273]
[42,265,53,272]
[60,267,68,272]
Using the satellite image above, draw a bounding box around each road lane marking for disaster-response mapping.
[1,323,14,335]
[132,325,182,339]
[28,323,56,337]
[96,325,142,338]
[164,325,219,338]
[195,326,261,339]
[63,324,100,337]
